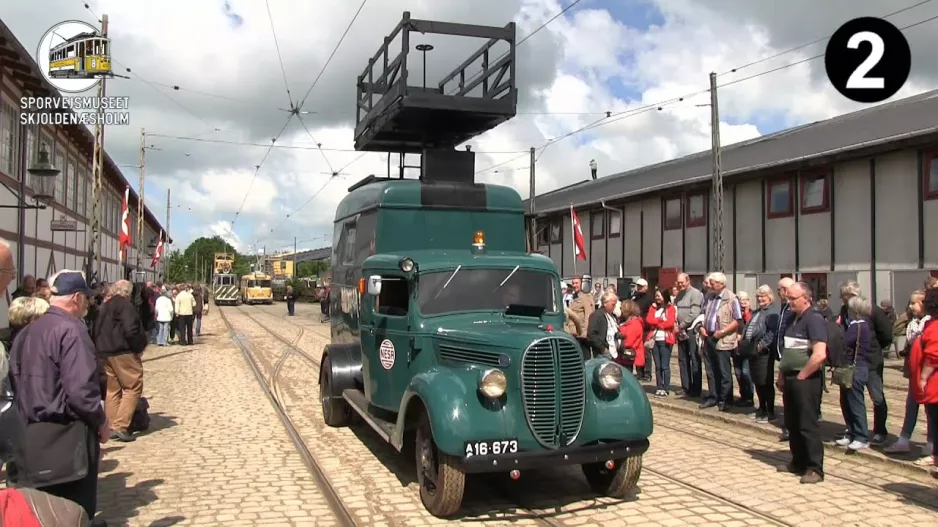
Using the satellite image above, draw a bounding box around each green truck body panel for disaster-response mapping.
[328,178,652,460]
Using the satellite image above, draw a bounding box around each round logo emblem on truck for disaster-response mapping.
[379,339,395,370]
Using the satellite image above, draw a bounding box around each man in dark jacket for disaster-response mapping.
[285,285,298,316]
[10,270,110,524]
[91,280,147,443]
[837,280,893,445]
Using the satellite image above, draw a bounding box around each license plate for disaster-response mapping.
[464,439,519,458]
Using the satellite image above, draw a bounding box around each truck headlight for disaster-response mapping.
[478,369,507,398]
[596,362,623,391]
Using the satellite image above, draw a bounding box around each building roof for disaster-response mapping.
[529,88,938,214]
[0,19,172,243]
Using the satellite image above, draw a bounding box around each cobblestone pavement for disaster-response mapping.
[648,346,932,470]
[237,302,938,526]
[91,311,339,526]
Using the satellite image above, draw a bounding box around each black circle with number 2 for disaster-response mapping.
[825,17,911,103]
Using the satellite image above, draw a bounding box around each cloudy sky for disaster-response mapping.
[2,0,937,254]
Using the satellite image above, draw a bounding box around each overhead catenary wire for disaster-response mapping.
[476,10,938,174]
[295,0,368,111]
[296,113,336,174]
[144,133,531,154]
[718,0,935,76]
[231,113,296,225]
[266,0,294,108]
[448,0,584,95]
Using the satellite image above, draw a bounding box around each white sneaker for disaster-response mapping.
[835,437,852,447]
[847,440,869,451]
[884,438,911,454]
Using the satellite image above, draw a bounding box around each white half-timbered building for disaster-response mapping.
[527,89,938,313]
[0,19,171,333]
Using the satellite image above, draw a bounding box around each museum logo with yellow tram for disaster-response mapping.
[37,20,112,93]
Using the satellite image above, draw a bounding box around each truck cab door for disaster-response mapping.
[360,273,411,412]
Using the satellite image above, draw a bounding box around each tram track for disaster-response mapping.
[217,305,356,527]
[652,413,938,510]
[236,305,570,525]
[245,304,811,526]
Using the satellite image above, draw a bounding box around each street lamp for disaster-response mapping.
[0,146,60,209]
[589,159,597,180]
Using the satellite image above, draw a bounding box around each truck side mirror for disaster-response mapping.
[367,275,382,296]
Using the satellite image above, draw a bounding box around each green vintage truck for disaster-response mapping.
[317,11,652,516]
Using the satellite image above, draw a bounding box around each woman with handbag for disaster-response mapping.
[616,300,645,374]
[884,290,933,461]
[645,289,677,397]
[740,285,780,423]
[835,295,874,451]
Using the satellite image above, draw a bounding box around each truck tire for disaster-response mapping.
[415,411,465,517]
[582,455,642,498]
[320,355,350,427]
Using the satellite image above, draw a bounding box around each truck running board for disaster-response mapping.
[341,389,399,448]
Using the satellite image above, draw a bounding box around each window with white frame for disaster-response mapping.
[67,158,76,211]
[24,126,36,186]
[77,167,87,217]
[0,103,14,177]
[55,149,66,205]
[36,132,54,191]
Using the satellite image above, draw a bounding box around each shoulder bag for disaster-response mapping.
[831,322,860,388]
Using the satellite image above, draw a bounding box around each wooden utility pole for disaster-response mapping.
[293,237,297,279]
[709,72,724,272]
[165,188,170,279]
[136,127,145,272]
[86,14,108,284]
[528,146,536,252]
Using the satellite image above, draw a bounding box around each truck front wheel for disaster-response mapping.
[415,412,465,517]
[582,455,642,498]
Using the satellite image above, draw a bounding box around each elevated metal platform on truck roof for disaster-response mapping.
[354,11,518,154]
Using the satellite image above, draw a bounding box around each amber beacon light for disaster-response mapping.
[471,231,486,254]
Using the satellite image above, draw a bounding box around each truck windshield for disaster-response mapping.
[418,268,557,316]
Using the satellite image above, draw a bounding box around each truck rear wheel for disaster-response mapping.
[415,412,465,517]
[582,455,642,498]
[320,355,350,427]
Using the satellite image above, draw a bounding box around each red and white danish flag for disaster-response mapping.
[119,186,132,261]
[570,205,587,261]
[151,230,164,268]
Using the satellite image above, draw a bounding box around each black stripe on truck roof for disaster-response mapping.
[420,181,487,210]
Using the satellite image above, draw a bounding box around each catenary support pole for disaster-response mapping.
[165,188,170,279]
[709,72,724,273]
[293,237,297,279]
[529,146,536,253]
[87,14,108,283]
[136,127,145,273]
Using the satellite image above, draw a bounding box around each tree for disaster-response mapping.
[296,260,329,278]
[164,236,255,283]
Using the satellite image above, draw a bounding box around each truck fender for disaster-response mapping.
[391,367,483,456]
[319,343,362,399]
[583,358,654,440]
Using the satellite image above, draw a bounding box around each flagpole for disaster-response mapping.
[570,204,577,276]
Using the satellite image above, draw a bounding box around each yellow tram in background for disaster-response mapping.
[48,31,112,79]
[240,272,273,305]
[212,252,239,305]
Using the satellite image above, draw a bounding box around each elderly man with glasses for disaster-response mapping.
[776,281,828,484]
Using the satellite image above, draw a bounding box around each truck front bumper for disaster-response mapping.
[458,438,650,474]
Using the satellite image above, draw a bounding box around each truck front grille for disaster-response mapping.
[519,337,586,448]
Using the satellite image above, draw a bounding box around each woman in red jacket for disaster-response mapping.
[616,299,645,374]
[908,288,938,473]
[646,288,677,397]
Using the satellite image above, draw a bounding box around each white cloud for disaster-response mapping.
[4,0,935,251]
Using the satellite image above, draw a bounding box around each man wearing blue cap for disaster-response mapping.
[9,269,111,526]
